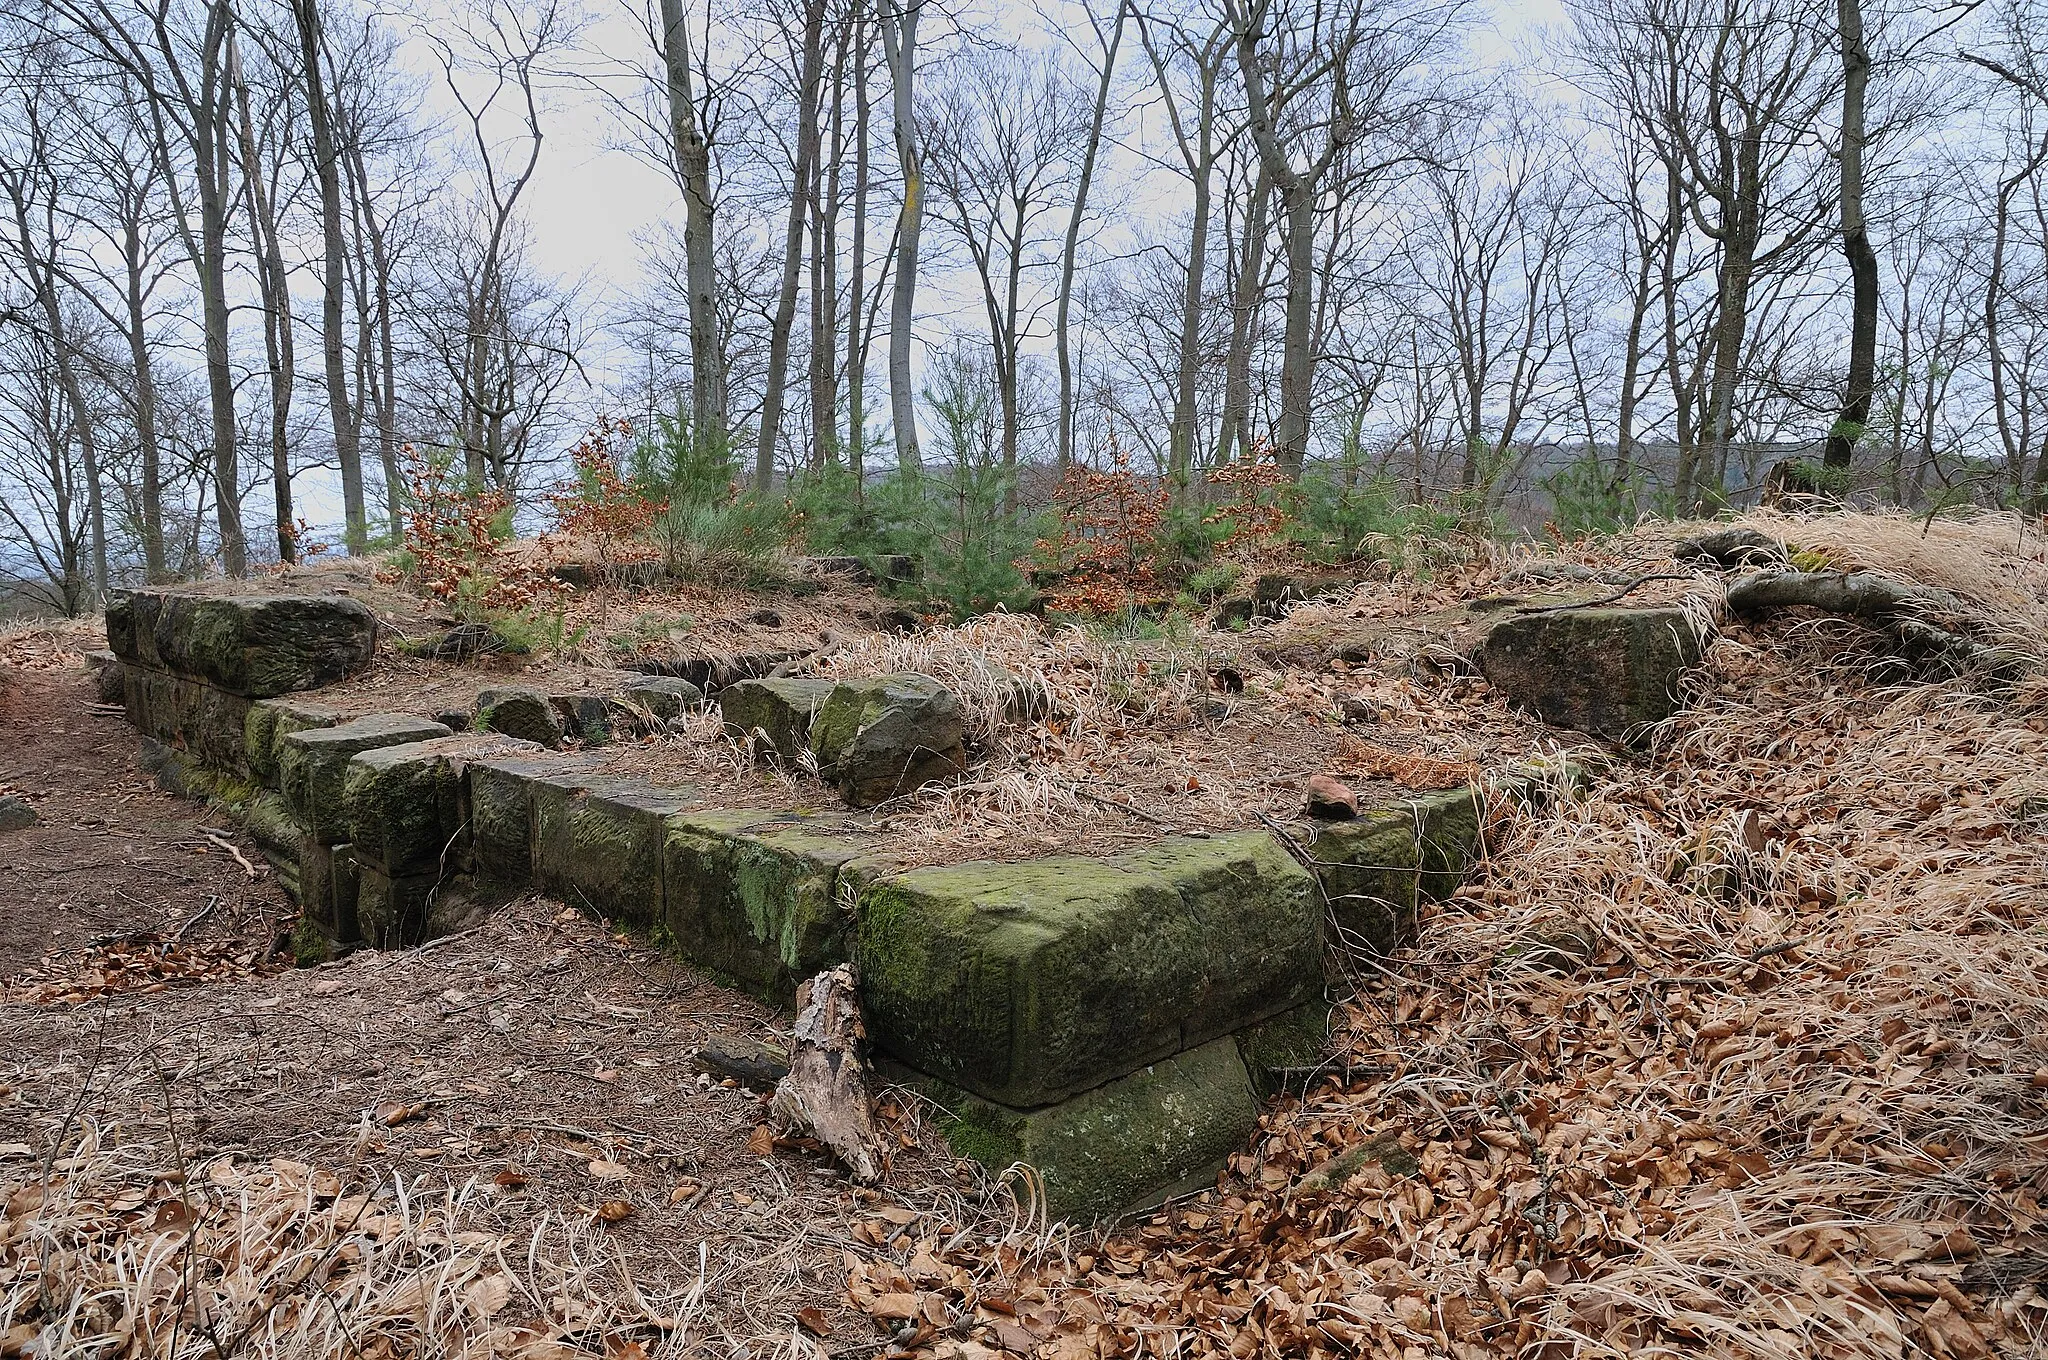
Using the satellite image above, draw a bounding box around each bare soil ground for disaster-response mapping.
[0,631,285,984]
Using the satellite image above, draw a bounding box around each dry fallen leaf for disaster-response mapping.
[587,1158,632,1180]
[595,1199,633,1223]
[795,1305,832,1336]
[493,1166,529,1189]
[745,1124,774,1157]
[868,1292,921,1320]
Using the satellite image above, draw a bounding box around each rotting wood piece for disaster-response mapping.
[768,964,885,1183]
[1725,569,2036,681]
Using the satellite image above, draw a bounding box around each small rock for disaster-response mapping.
[747,608,784,628]
[0,795,37,832]
[1338,696,1380,724]
[810,674,966,807]
[552,694,612,746]
[721,677,838,762]
[876,606,921,634]
[1305,774,1359,821]
[423,621,500,661]
[475,685,564,748]
[620,676,705,728]
[85,649,123,703]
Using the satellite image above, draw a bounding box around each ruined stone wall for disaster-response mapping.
[103,586,1562,1219]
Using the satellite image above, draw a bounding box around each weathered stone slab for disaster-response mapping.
[534,777,696,930]
[278,715,451,843]
[856,830,1320,1108]
[721,678,836,763]
[106,589,376,697]
[476,685,564,747]
[122,665,254,771]
[244,698,341,788]
[618,676,704,729]
[355,862,445,948]
[295,840,357,933]
[1234,1002,1334,1100]
[239,790,311,894]
[1478,606,1701,741]
[343,734,538,875]
[938,1036,1260,1220]
[1301,810,1420,956]
[810,674,966,807]
[662,812,870,999]
[467,752,602,891]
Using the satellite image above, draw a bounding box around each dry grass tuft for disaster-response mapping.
[1,1124,704,1359]
[857,517,2048,1358]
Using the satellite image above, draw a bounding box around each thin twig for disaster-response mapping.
[1513,573,1695,614]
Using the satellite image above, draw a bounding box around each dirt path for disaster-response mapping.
[0,661,285,979]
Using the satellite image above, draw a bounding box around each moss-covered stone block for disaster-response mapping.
[245,699,340,788]
[1235,1002,1333,1099]
[855,831,1320,1107]
[938,1036,1260,1221]
[1477,606,1702,741]
[476,685,564,747]
[343,735,531,875]
[1301,810,1421,955]
[662,811,869,1000]
[122,665,254,771]
[239,790,311,895]
[468,753,601,892]
[280,715,451,844]
[810,674,967,807]
[106,589,377,697]
[355,862,443,948]
[535,778,696,930]
[1407,787,1483,902]
[720,678,836,763]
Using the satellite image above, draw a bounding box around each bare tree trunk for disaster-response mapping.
[1055,0,1126,471]
[1824,0,1876,477]
[755,0,826,491]
[845,9,869,482]
[877,0,923,476]
[808,14,848,471]
[294,0,365,552]
[2,127,108,596]
[659,0,728,462]
[342,135,401,535]
[193,2,248,576]
[1215,162,1269,467]
[229,30,295,564]
[121,212,165,578]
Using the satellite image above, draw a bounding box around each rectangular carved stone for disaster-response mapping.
[855,830,1320,1108]
[934,1036,1260,1221]
[662,811,869,1000]
[468,752,601,892]
[534,777,696,930]
[279,715,451,844]
[122,665,253,772]
[107,589,378,697]
[245,699,341,789]
[342,735,535,875]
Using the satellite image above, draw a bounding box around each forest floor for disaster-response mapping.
[4,510,2048,1359]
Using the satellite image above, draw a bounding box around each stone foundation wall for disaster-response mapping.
[105,587,1570,1219]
